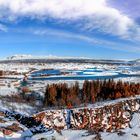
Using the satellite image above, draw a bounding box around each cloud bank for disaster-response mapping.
[0,0,140,40]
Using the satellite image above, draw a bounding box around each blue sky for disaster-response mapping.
[0,0,140,60]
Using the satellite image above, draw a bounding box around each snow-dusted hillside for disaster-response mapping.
[7,55,33,60]
[6,54,90,60]
[0,97,140,139]
[129,59,140,65]
[0,55,138,139]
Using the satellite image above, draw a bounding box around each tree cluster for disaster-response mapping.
[44,79,140,107]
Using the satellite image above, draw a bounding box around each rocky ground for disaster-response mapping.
[0,97,140,139]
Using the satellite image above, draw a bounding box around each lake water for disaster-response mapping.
[31,69,61,76]
[29,66,140,81]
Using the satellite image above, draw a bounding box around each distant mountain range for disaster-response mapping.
[129,59,140,64]
[7,54,33,60]
[6,54,90,60]
[3,54,139,65]
[135,59,140,63]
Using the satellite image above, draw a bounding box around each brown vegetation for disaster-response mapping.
[44,79,140,107]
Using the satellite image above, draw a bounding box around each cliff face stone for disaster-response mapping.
[33,98,140,132]
[0,97,140,138]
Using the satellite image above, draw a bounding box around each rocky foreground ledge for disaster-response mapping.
[34,97,140,132]
[0,97,140,139]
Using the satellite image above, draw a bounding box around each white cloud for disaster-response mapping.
[0,24,7,32]
[0,0,139,40]
[32,28,140,53]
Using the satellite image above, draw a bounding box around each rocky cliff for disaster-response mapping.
[0,97,140,139]
[34,97,140,133]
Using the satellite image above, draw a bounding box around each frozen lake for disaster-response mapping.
[29,66,140,81]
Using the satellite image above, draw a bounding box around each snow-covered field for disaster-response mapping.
[0,60,139,139]
[0,96,140,139]
[0,62,138,97]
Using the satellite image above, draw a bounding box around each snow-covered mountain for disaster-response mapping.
[135,59,140,63]
[6,54,90,60]
[129,59,140,65]
[7,54,33,60]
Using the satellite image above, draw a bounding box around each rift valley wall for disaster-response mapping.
[34,98,140,132]
[0,97,140,137]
